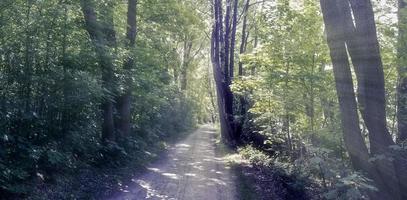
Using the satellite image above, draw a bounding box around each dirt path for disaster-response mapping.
[108,125,237,200]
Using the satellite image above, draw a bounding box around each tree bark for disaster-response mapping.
[81,0,116,142]
[212,0,235,145]
[238,0,250,76]
[229,0,238,79]
[320,0,370,174]
[180,38,192,91]
[397,0,407,142]
[321,1,405,199]
[224,0,231,81]
[235,0,251,144]
[222,0,234,134]
[340,1,401,196]
[116,0,138,139]
[23,1,33,116]
[346,0,395,154]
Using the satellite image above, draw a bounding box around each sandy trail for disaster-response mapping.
[108,125,237,200]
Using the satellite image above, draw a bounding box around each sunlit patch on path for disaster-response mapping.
[108,125,237,200]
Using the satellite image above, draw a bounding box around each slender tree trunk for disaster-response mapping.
[81,0,116,142]
[116,0,138,139]
[284,61,292,152]
[224,0,231,81]
[309,54,316,143]
[208,61,217,123]
[229,0,238,79]
[222,0,234,137]
[235,0,250,144]
[180,38,192,91]
[23,0,33,115]
[239,0,250,76]
[61,4,69,135]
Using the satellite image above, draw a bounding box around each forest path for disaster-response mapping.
[108,125,237,200]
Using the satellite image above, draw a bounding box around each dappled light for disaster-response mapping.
[1,0,407,199]
[109,126,236,200]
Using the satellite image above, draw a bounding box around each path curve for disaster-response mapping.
[108,125,237,200]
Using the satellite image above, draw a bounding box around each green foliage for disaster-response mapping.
[232,0,401,198]
[238,145,311,199]
[0,0,205,198]
[324,173,377,200]
[239,145,273,166]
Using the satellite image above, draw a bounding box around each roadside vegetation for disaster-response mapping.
[1,0,407,199]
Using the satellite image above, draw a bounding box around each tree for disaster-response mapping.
[398,0,407,143]
[211,0,240,145]
[81,0,117,142]
[320,0,406,199]
[116,0,138,139]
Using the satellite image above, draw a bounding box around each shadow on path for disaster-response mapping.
[108,125,237,200]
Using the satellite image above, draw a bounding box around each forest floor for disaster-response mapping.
[107,125,238,200]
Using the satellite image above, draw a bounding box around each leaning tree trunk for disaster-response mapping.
[342,1,402,198]
[116,0,138,139]
[346,0,394,154]
[321,0,405,199]
[320,0,370,171]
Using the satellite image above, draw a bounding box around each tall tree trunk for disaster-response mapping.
[320,0,370,176]
[212,0,235,145]
[235,0,251,144]
[207,60,218,123]
[227,0,240,142]
[23,0,33,116]
[180,38,192,91]
[117,0,138,139]
[284,61,292,152]
[397,0,407,142]
[229,0,238,79]
[224,0,231,81]
[81,0,116,142]
[222,0,234,136]
[309,54,316,143]
[239,0,250,76]
[346,0,395,154]
[341,1,401,197]
[321,1,405,199]
[61,4,69,135]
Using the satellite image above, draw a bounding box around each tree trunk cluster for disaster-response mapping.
[211,0,240,145]
[80,0,138,143]
[320,0,407,199]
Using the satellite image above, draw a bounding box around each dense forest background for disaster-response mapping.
[0,0,214,198]
[1,0,407,199]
